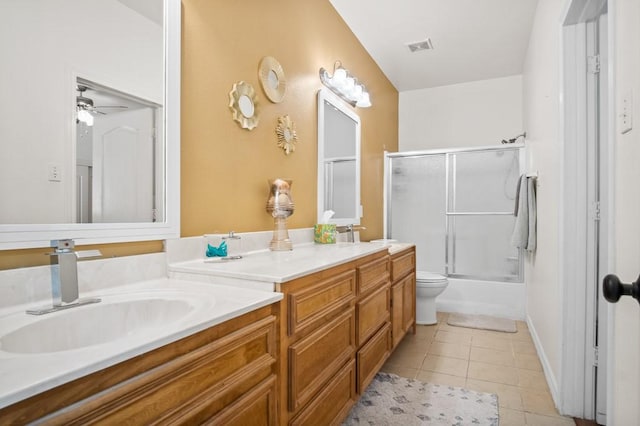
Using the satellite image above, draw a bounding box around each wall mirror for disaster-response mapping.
[258,56,286,103]
[0,0,180,249]
[229,81,259,130]
[317,89,362,226]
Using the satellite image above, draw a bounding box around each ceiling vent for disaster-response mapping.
[407,38,434,53]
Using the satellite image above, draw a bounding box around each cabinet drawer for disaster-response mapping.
[288,310,355,412]
[356,285,390,347]
[357,256,389,295]
[206,375,277,426]
[289,360,356,426]
[288,270,356,336]
[357,322,390,394]
[391,250,415,282]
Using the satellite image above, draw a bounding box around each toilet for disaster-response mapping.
[415,271,449,325]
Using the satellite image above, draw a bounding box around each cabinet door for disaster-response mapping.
[391,281,404,349]
[402,273,416,332]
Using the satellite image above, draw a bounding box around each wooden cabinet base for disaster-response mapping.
[0,305,280,425]
[277,250,390,425]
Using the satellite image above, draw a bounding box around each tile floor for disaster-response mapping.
[380,312,575,426]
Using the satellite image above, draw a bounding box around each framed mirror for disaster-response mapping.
[0,0,180,249]
[258,56,286,103]
[229,81,259,130]
[317,88,362,226]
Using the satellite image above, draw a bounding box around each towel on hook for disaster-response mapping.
[510,174,537,252]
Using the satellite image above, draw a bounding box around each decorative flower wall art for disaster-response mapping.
[276,115,298,155]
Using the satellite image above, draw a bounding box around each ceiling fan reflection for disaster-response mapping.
[76,85,128,116]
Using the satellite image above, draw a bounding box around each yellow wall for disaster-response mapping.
[0,0,398,269]
[180,0,398,240]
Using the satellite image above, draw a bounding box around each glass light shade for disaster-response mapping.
[344,77,355,91]
[356,91,371,108]
[77,109,94,126]
[353,84,363,98]
[333,68,347,85]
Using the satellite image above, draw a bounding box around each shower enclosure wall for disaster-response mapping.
[384,145,526,318]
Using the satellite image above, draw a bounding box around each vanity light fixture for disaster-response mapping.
[319,61,371,108]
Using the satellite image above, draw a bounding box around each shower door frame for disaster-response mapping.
[385,144,525,283]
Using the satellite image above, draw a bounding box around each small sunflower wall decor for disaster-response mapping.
[276,115,298,155]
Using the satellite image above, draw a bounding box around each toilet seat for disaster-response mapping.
[416,271,448,285]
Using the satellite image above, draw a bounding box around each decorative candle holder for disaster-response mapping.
[265,178,295,251]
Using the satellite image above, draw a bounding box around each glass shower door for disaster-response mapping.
[388,155,446,274]
[447,149,521,280]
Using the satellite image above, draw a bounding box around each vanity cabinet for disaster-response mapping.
[355,255,391,393]
[277,250,391,425]
[390,246,417,349]
[0,304,280,425]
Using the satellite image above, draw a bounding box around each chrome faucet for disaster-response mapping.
[336,224,366,243]
[26,239,102,315]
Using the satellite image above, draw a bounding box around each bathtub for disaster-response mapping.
[436,277,526,320]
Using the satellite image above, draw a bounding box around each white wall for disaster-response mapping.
[399,75,523,151]
[0,0,162,223]
[521,0,564,401]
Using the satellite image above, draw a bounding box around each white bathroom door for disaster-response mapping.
[92,108,155,223]
[607,137,640,422]
[606,0,640,422]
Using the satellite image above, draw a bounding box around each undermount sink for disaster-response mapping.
[0,297,196,354]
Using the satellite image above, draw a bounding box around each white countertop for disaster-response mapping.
[385,242,415,256]
[169,242,396,284]
[0,279,282,409]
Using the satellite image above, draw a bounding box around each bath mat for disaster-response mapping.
[343,372,498,425]
[447,313,517,333]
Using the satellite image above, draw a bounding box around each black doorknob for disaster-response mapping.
[602,274,640,304]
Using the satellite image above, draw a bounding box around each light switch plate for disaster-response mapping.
[48,163,61,182]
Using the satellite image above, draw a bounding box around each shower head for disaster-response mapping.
[500,132,527,144]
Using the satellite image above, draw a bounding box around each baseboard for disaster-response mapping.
[526,314,560,408]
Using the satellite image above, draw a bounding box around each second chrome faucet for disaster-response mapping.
[335,225,366,243]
